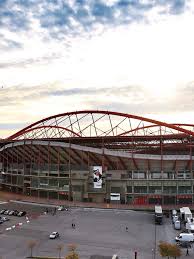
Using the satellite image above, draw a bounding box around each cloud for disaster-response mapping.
[0,52,62,69]
[0,0,190,45]
[1,82,194,116]
[0,33,22,50]
[0,1,30,31]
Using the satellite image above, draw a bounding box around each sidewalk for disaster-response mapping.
[0,191,194,211]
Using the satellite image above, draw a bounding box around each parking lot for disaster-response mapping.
[0,201,194,259]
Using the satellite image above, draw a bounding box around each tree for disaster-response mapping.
[168,244,181,259]
[158,241,181,259]
[27,240,37,258]
[158,242,170,258]
[57,244,64,259]
[65,244,79,259]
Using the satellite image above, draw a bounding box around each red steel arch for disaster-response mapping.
[7,110,194,140]
[15,125,82,139]
[118,123,194,137]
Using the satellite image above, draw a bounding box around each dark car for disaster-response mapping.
[0,209,6,214]
[58,206,65,211]
[13,210,19,216]
[0,219,4,224]
[17,211,26,217]
[177,241,192,248]
[2,217,9,222]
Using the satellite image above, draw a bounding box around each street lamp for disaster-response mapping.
[151,248,154,259]
[153,223,157,259]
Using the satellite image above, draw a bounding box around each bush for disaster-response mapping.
[158,241,181,258]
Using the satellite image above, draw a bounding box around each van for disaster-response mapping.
[174,220,181,230]
[186,222,194,233]
[180,207,192,222]
[172,215,179,223]
[175,233,194,242]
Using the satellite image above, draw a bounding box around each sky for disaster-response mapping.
[1,0,194,138]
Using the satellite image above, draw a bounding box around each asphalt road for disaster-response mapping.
[0,202,193,259]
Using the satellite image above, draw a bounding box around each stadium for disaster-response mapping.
[0,110,194,206]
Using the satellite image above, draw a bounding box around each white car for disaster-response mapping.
[57,206,64,211]
[49,232,59,239]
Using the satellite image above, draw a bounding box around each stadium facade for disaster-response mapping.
[0,110,194,205]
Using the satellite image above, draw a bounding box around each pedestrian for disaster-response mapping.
[186,247,189,256]
[72,223,74,229]
[126,226,128,232]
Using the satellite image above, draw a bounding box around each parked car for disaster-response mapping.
[49,232,59,239]
[172,215,179,223]
[13,210,19,216]
[174,220,181,230]
[4,210,10,215]
[58,206,65,211]
[0,209,6,214]
[17,211,26,217]
[8,210,15,216]
[177,241,192,248]
[175,233,194,242]
[164,210,170,218]
[0,219,4,224]
[171,209,177,218]
[2,217,9,222]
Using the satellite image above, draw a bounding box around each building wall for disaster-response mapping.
[1,164,194,205]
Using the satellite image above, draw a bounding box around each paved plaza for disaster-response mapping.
[0,202,193,259]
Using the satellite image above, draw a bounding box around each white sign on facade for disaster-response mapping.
[110,193,121,201]
[93,166,102,188]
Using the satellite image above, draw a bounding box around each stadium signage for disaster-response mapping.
[93,166,102,188]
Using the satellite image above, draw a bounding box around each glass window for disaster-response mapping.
[163,186,177,194]
[148,186,162,194]
[31,178,38,187]
[59,179,69,187]
[178,186,192,194]
[39,178,48,186]
[17,176,23,186]
[134,186,147,193]
[72,185,82,192]
[127,186,132,193]
[111,187,120,193]
[49,178,58,187]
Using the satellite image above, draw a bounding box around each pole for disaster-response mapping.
[134,251,137,259]
[154,223,157,259]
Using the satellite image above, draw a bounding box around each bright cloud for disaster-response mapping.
[0,0,194,137]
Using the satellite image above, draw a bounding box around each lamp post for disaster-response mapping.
[154,223,157,259]
[151,248,154,259]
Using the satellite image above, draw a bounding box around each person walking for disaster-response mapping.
[126,226,128,232]
[186,247,189,256]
